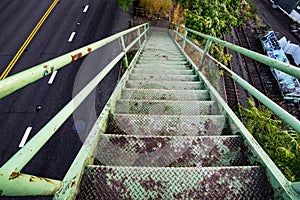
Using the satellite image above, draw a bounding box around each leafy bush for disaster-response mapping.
[116,0,134,10]
[238,99,300,182]
[172,0,256,63]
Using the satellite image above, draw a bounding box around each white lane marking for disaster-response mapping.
[68,32,76,42]
[83,5,89,13]
[19,127,33,148]
[48,71,58,84]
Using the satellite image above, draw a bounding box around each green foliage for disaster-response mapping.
[116,0,134,10]
[238,99,300,182]
[173,0,254,63]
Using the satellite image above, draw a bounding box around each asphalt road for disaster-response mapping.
[0,0,131,199]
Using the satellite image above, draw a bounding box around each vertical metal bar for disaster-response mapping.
[144,24,148,40]
[0,23,148,99]
[182,29,187,49]
[199,39,212,68]
[137,27,141,47]
[1,53,125,172]
[119,36,129,68]
[175,26,179,41]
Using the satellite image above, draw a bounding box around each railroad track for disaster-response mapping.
[224,25,300,119]
[222,40,241,112]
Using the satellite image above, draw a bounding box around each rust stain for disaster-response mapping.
[71,55,77,62]
[87,47,92,53]
[43,65,49,69]
[29,176,35,182]
[251,137,260,147]
[71,181,76,187]
[9,172,21,180]
[37,177,55,184]
[71,52,83,62]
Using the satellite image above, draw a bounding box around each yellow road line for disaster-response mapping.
[0,0,59,80]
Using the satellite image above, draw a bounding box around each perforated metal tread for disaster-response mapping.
[114,100,219,115]
[135,63,191,70]
[77,166,274,200]
[141,51,184,57]
[132,68,195,75]
[129,74,199,81]
[107,114,227,136]
[137,60,188,65]
[76,30,275,199]
[126,80,204,90]
[139,56,186,61]
[120,89,210,101]
[95,134,249,167]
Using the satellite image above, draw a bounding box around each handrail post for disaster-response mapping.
[145,24,149,39]
[182,29,187,49]
[137,27,141,47]
[175,26,179,41]
[119,36,129,68]
[199,39,212,68]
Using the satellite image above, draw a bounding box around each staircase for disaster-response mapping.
[76,29,274,199]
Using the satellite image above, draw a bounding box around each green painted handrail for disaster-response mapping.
[0,168,61,196]
[53,37,148,200]
[171,24,300,80]
[171,24,300,134]
[170,23,300,199]
[0,23,149,99]
[0,23,149,197]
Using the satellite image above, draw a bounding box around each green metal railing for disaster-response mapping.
[170,23,300,199]
[0,23,149,197]
[170,24,300,134]
[1,21,300,199]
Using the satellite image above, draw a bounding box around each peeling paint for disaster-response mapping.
[39,177,54,183]
[9,172,21,180]
[71,52,83,62]
[43,65,49,77]
[71,181,76,187]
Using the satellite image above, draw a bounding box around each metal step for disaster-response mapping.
[132,68,195,75]
[125,80,204,90]
[95,134,249,167]
[137,60,188,65]
[107,114,227,136]
[120,89,210,101]
[77,166,273,199]
[140,54,186,59]
[141,51,184,57]
[135,63,191,70]
[139,57,186,62]
[129,74,199,81]
[114,100,219,115]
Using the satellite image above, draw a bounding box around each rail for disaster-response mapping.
[170,23,300,134]
[170,23,300,198]
[0,23,149,197]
